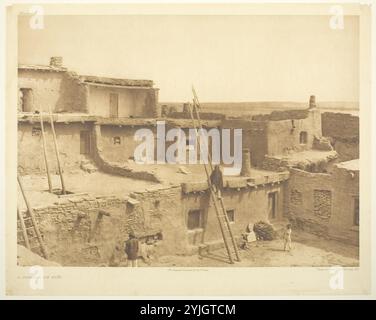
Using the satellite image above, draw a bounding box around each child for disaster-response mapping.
[283,224,292,251]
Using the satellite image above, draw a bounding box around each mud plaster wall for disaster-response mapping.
[329,165,359,244]
[18,69,87,113]
[88,86,158,118]
[18,122,93,175]
[19,183,288,264]
[242,122,268,167]
[118,183,286,254]
[99,125,155,162]
[128,186,189,255]
[266,109,322,156]
[92,125,161,182]
[182,183,285,246]
[321,112,359,162]
[286,168,359,244]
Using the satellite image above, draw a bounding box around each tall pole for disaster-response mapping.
[48,107,66,194]
[39,112,53,193]
[17,175,48,259]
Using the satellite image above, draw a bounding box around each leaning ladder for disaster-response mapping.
[187,87,241,264]
[17,175,49,259]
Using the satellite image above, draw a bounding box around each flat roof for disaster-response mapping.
[334,159,359,171]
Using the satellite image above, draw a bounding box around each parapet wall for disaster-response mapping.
[92,124,162,183]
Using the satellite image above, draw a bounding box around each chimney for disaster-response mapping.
[183,103,190,114]
[50,56,63,68]
[309,95,316,109]
[240,148,252,177]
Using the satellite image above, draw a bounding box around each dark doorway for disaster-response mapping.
[268,192,277,219]
[80,131,91,155]
[187,209,202,230]
[19,88,33,112]
[300,131,308,144]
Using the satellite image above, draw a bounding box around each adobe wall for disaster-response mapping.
[266,109,322,156]
[321,112,359,161]
[92,124,161,182]
[243,122,268,167]
[88,85,158,118]
[221,120,268,167]
[18,122,93,175]
[18,181,288,264]
[182,183,286,246]
[322,112,359,139]
[329,165,359,244]
[99,125,150,162]
[286,168,359,244]
[18,69,87,113]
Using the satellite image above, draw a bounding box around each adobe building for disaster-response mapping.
[17,57,360,265]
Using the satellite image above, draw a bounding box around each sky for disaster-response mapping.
[18,14,359,102]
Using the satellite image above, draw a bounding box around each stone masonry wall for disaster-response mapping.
[286,167,359,244]
[321,112,359,162]
[18,195,127,266]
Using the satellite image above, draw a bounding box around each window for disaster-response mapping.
[32,127,41,136]
[353,197,359,226]
[268,192,277,219]
[299,131,308,144]
[113,136,121,145]
[187,210,202,230]
[226,209,235,223]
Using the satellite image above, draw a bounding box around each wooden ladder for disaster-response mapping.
[17,175,49,259]
[188,87,241,264]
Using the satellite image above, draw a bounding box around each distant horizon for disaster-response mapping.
[19,14,359,102]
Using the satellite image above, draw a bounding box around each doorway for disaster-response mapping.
[80,131,91,155]
[19,88,33,112]
[109,93,119,118]
[268,192,277,219]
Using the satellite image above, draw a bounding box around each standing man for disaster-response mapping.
[210,165,224,198]
[125,231,139,267]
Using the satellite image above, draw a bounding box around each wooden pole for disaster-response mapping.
[39,112,53,193]
[17,208,31,250]
[187,102,234,264]
[17,175,48,259]
[48,107,66,194]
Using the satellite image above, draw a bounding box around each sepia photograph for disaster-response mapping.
[2,1,374,298]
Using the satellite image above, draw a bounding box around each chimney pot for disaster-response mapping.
[50,56,63,68]
[240,148,252,177]
[309,95,316,109]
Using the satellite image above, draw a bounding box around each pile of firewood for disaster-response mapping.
[253,221,276,241]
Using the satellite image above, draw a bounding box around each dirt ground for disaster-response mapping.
[144,230,359,267]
